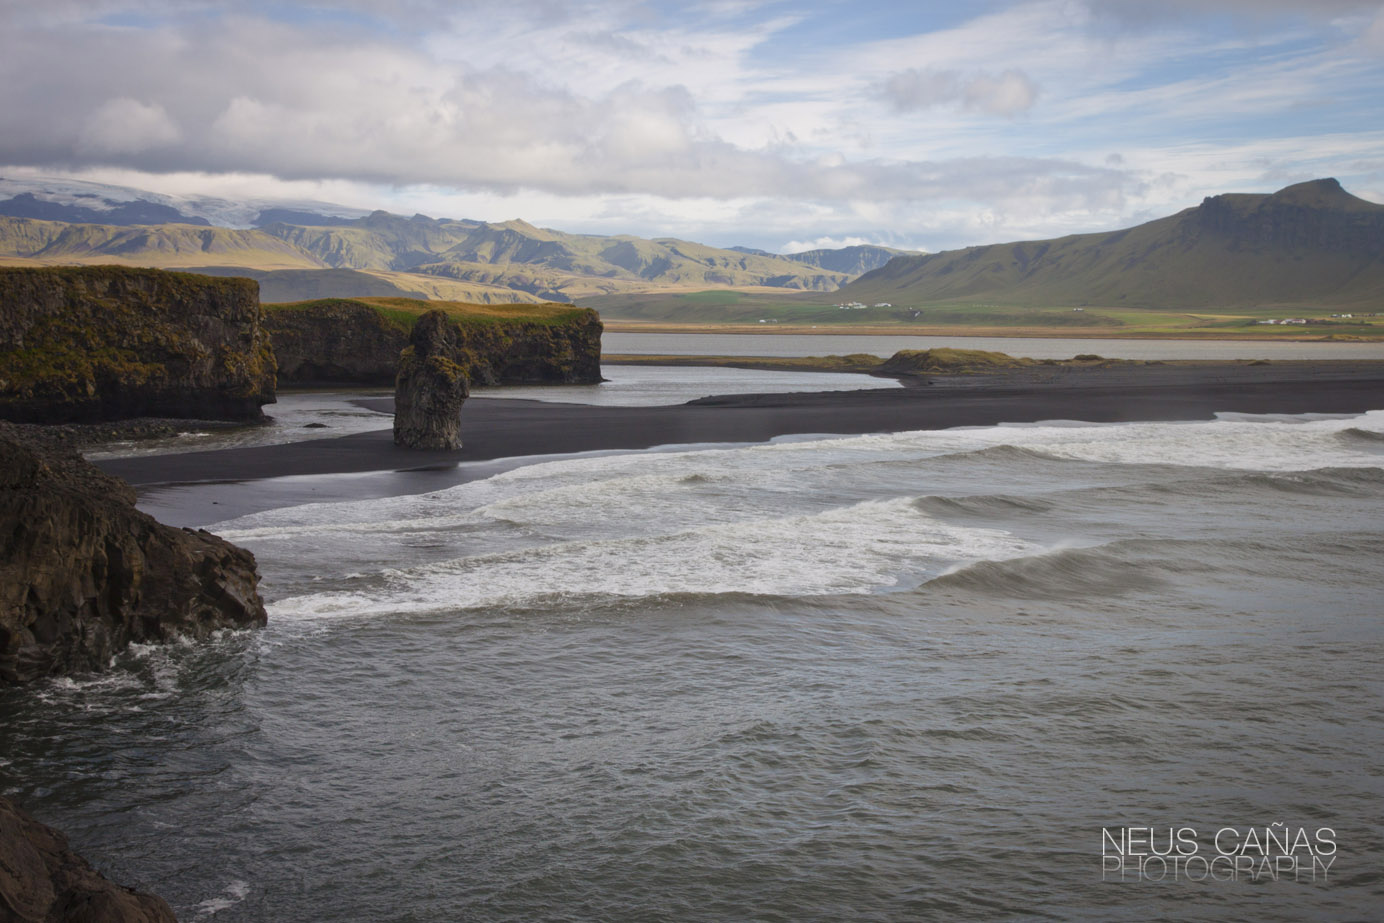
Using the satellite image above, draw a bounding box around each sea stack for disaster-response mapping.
[393,310,469,450]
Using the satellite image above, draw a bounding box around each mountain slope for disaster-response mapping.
[781,244,918,275]
[257,214,852,294]
[838,179,1384,309]
[0,217,325,270]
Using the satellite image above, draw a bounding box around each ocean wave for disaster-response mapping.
[925,532,1384,600]
[1338,426,1384,445]
[268,497,1034,620]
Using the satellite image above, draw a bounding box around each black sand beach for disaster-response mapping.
[98,361,1384,490]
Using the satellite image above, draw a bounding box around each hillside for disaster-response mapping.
[783,244,918,275]
[258,214,851,296]
[0,211,858,300]
[0,216,325,271]
[838,178,1384,311]
[730,243,916,274]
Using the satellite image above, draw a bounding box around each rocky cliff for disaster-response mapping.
[0,795,176,922]
[393,311,470,450]
[265,297,602,388]
[0,266,275,424]
[391,303,603,449]
[263,298,406,384]
[1192,178,1384,253]
[0,424,267,685]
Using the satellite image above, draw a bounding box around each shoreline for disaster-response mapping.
[601,320,1383,341]
[97,361,1384,498]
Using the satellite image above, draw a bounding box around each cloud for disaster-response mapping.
[77,98,181,154]
[880,68,1039,117]
[0,0,1380,254]
[0,10,1105,205]
[1083,0,1384,29]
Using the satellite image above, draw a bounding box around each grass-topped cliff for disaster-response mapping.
[0,266,275,423]
[262,297,602,386]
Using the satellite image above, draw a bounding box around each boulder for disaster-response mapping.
[0,425,267,685]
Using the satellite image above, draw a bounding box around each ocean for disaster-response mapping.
[2,366,1382,921]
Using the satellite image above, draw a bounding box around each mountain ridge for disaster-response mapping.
[837,178,1384,310]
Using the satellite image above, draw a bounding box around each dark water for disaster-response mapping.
[4,412,1383,921]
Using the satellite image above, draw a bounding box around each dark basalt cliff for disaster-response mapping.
[0,266,275,424]
[264,298,406,384]
[393,311,470,450]
[0,425,267,685]
[392,304,603,449]
[265,297,603,387]
[1192,178,1384,253]
[0,795,176,922]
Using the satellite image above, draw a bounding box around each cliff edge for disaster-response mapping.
[264,296,602,387]
[390,302,603,449]
[0,425,267,685]
[0,266,275,424]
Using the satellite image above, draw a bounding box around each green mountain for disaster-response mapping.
[837,179,1384,310]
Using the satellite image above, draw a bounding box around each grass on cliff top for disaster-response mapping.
[263,296,593,331]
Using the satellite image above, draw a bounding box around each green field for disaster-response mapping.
[578,291,1383,338]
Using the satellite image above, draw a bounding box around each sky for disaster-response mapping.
[1,0,1382,253]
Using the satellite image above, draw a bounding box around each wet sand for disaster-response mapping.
[98,361,1384,491]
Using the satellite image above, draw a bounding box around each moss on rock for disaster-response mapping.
[0,266,275,423]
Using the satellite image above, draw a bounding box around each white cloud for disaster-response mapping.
[0,0,1380,252]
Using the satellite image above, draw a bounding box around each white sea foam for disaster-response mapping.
[192,880,251,918]
[268,497,1033,619]
[227,409,1383,620]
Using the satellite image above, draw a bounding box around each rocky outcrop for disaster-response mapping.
[878,348,1034,375]
[391,304,604,449]
[0,795,176,922]
[0,425,267,685]
[264,297,603,387]
[392,311,469,450]
[1193,178,1384,253]
[263,298,407,384]
[0,266,275,424]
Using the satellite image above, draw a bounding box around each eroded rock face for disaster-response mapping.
[390,306,603,449]
[0,425,267,685]
[393,311,469,450]
[0,266,276,424]
[265,298,603,388]
[263,299,406,384]
[0,795,176,923]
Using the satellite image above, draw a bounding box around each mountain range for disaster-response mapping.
[837,178,1384,310]
[0,177,913,304]
[1,175,1379,319]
